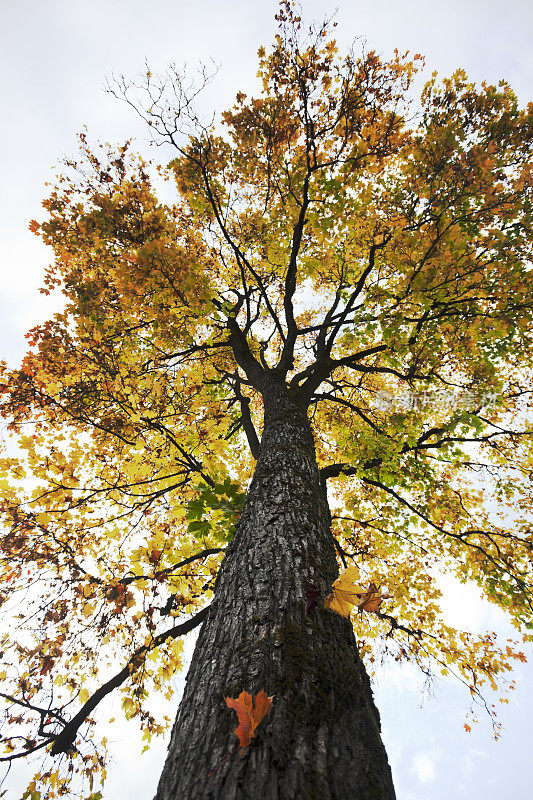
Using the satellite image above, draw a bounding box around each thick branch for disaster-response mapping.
[199,156,286,344]
[298,344,388,407]
[232,377,260,459]
[227,317,266,389]
[295,238,390,404]
[324,239,389,357]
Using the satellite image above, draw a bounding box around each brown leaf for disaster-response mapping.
[357,585,391,615]
[40,656,55,676]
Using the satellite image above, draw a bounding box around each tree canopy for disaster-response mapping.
[1,4,533,797]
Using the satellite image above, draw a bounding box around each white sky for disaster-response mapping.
[1,1,533,798]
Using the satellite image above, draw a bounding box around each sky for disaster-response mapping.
[1,0,533,798]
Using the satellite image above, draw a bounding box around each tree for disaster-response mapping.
[1,3,532,798]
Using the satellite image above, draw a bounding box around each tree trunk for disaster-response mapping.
[155,383,396,800]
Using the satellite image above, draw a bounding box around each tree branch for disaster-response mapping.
[277,173,310,375]
[232,376,261,459]
[50,606,209,755]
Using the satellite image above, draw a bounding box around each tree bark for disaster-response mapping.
[155,382,396,800]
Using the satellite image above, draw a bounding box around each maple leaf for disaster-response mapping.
[304,582,321,615]
[355,582,391,615]
[325,569,391,617]
[225,690,274,753]
[40,656,55,676]
[324,565,368,618]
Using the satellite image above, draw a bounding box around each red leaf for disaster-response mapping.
[304,583,321,615]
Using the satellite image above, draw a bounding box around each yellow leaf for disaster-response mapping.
[324,565,367,618]
[122,697,135,718]
[81,602,95,618]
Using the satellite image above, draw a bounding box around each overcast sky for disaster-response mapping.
[1,1,533,798]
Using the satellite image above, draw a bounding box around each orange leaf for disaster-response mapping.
[225,689,274,753]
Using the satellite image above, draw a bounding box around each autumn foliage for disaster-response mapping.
[1,3,532,797]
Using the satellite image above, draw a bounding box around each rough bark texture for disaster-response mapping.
[155,384,396,800]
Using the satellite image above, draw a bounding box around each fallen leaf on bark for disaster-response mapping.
[225,689,274,753]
